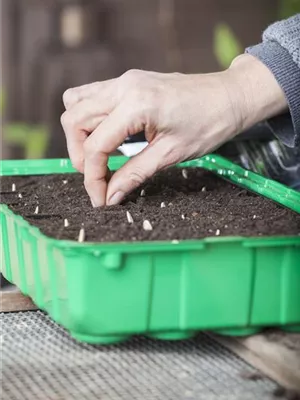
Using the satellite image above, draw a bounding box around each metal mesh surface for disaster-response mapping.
[1,311,277,400]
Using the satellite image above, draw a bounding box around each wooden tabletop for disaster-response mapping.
[212,330,300,393]
[1,288,38,312]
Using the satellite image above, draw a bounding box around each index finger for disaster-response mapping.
[83,105,143,207]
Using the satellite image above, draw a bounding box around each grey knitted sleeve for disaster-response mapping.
[246,14,300,148]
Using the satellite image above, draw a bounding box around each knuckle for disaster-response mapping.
[60,111,73,129]
[60,112,69,127]
[121,70,156,104]
[122,69,144,86]
[71,157,84,172]
[123,69,140,78]
[83,138,94,155]
[63,88,76,107]
[128,169,146,187]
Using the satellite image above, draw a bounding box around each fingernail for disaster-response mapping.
[107,191,125,206]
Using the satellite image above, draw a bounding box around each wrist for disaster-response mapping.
[225,54,288,132]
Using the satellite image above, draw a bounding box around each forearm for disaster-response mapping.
[223,53,288,135]
[246,14,300,147]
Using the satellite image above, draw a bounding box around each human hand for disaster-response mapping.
[61,54,287,206]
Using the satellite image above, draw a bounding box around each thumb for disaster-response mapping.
[106,136,178,205]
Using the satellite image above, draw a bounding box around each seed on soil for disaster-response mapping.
[64,218,70,228]
[253,215,257,219]
[62,180,68,184]
[192,212,198,217]
[160,202,166,208]
[201,186,206,192]
[182,169,188,179]
[224,224,228,228]
[168,202,173,206]
[34,206,39,215]
[12,183,16,192]
[215,229,220,236]
[181,214,185,220]
[143,220,153,231]
[18,193,23,199]
[140,189,146,197]
[78,227,85,243]
[126,211,134,224]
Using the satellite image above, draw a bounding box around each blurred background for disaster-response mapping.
[1,0,300,162]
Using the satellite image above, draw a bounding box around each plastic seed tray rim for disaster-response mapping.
[1,154,299,211]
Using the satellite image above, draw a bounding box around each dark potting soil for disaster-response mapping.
[1,168,300,242]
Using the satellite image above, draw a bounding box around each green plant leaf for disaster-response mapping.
[279,0,300,18]
[214,23,242,69]
[1,90,5,114]
[4,123,50,159]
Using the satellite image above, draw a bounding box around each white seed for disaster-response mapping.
[78,228,85,243]
[34,206,39,215]
[171,239,179,244]
[182,169,188,179]
[18,193,23,199]
[181,214,185,220]
[64,218,70,228]
[12,183,16,192]
[253,215,257,219]
[62,180,68,184]
[140,189,146,197]
[126,211,134,224]
[143,220,153,231]
[224,224,228,228]
[201,186,206,192]
[168,202,173,206]
[215,229,220,236]
[160,202,166,208]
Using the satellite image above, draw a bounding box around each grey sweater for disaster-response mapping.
[246,14,300,148]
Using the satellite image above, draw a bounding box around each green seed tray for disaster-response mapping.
[1,155,300,344]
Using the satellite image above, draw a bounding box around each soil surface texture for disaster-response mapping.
[1,168,300,242]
